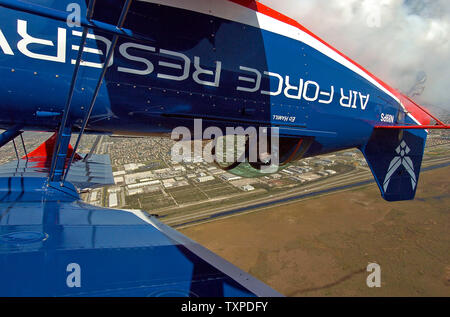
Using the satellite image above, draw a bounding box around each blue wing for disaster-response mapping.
[0,0,284,297]
[0,165,281,297]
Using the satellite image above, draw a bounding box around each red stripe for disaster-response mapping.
[228,1,397,95]
[228,0,431,125]
[374,125,449,130]
[23,133,83,162]
[284,139,303,164]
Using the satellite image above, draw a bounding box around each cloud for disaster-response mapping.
[258,0,450,110]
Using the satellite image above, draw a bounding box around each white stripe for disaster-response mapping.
[139,0,423,126]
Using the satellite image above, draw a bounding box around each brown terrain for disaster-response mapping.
[181,166,450,296]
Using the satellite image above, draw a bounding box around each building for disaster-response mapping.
[163,178,177,188]
[341,152,357,158]
[315,159,335,166]
[147,185,161,193]
[211,169,226,175]
[114,176,124,185]
[109,193,118,208]
[124,163,144,172]
[89,190,99,203]
[154,168,171,174]
[176,180,190,187]
[196,176,215,183]
[108,186,122,193]
[127,180,161,190]
[292,176,306,183]
[113,170,126,176]
[298,173,322,182]
[173,165,186,172]
[127,188,144,196]
[220,173,242,182]
[241,185,255,191]
[124,171,155,185]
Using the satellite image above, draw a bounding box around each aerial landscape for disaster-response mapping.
[1,124,447,296]
[0,0,449,301]
[181,162,450,296]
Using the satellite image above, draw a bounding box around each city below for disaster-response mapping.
[1,119,449,228]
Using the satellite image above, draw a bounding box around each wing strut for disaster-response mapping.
[0,126,22,148]
[19,133,28,160]
[12,139,19,160]
[49,0,97,182]
[83,135,103,162]
[62,0,134,183]
[49,0,134,184]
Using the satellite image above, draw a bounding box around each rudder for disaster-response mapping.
[360,128,427,201]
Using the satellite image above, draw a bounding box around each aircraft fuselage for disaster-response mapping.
[0,0,421,157]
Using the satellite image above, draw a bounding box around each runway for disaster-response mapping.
[169,157,450,229]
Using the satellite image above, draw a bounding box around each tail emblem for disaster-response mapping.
[383,140,417,192]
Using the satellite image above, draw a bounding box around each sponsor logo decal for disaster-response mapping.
[383,140,416,192]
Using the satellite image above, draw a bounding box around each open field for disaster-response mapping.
[181,166,450,296]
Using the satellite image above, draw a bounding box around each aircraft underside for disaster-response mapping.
[0,0,447,297]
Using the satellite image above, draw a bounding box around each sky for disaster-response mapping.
[259,0,450,112]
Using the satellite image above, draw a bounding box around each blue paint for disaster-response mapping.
[0,176,79,202]
[35,111,61,117]
[0,0,435,297]
[0,193,278,296]
[361,126,428,201]
[0,126,22,148]
[0,0,398,155]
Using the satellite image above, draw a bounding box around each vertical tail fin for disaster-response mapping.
[360,128,427,201]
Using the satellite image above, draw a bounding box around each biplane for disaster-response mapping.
[0,0,447,296]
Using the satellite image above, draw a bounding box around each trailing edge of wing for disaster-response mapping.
[0,175,282,297]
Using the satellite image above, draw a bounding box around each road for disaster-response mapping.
[164,155,450,228]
